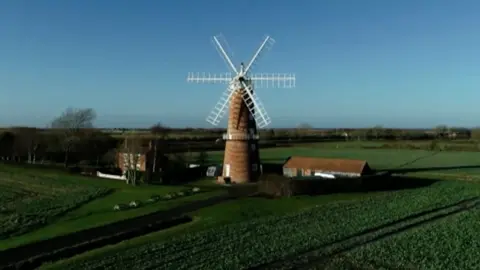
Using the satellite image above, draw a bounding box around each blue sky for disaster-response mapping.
[1,0,480,128]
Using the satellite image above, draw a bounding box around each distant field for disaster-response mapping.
[0,165,225,250]
[44,179,480,269]
[110,132,219,139]
[204,145,480,177]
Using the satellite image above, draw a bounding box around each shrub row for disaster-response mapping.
[257,174,363,197]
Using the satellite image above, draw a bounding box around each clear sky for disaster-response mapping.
[1,0,480,128]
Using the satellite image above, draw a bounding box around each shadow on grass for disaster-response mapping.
[256,173,441,199]
[253,196,480,270]
[377,165,480,175]
[360,175,438,192]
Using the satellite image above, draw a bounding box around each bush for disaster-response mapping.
[428,140,440,151]
[258,174,294,197]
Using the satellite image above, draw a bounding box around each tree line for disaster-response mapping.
[0,108,216,171]
[0,108,478,170]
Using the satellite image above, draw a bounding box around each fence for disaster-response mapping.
[96,171,126,181]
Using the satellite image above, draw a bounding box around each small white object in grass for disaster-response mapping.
[192,187,200,193]
[163,194,173,200]
[113,204,127,211]
[177,191,185,196]
[148,195,160,202]
[129,200,141,207]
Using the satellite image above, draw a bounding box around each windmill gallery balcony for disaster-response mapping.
[222,133,260,140]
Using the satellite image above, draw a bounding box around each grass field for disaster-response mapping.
[206,144,480,177]
[0,165,225,250]
[4,144,480,269]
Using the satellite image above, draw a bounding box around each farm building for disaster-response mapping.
[116,140,169,174]
[282,156,372,179]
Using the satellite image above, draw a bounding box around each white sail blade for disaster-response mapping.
[249,73,296,88]
[243,36,275,74]
[240,81,271,128]
[187,72,232,84]
[206,84,235,126]
[212,35,238,74]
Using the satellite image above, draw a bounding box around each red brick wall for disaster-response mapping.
[117,152,147,173]
[219,88,261,184]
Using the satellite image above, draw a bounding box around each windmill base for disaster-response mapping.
[218,136,261,184]
[216,175,260,185]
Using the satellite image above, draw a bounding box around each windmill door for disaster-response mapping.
[225,164,230,177]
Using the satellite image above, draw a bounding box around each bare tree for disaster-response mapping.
[150,123,170,173]
[0,131,15,161]
[121,131,142,185]
[435,124,448,138]
[11,127,42,164]
[265,129,276,140]
[372,125,384,140]
[83,129,114,166]
[297,123,312,129]
[196,150,208,166]
[50,108,96,167]
[295,123,312,137]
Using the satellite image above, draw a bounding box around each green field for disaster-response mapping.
[0,169,111,240]
[207,144,480,177]
[0,165,225,250]
[43,179,480,270]
[3,144,480,269]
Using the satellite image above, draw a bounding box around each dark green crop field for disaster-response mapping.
[44,179,480,270]
[0,165,225,250]
[0,170,111,241]
[3,144,480,269]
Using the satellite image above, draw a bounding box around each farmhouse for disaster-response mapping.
[282,156,372,178]
[116,140,169,174]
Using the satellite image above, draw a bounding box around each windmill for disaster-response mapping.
[187,34,296,184]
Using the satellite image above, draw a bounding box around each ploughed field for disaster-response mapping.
[46,179,480,270]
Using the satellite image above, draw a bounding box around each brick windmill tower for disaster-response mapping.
[187,35,296,184]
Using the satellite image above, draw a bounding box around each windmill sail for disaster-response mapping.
[240,81,271,128]
[206,84,236,126]
[187,34,295,129]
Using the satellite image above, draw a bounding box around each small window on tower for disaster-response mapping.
[251,144,256,151]
[252,164,258,172]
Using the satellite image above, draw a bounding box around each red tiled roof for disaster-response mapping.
[283,156,370,174]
